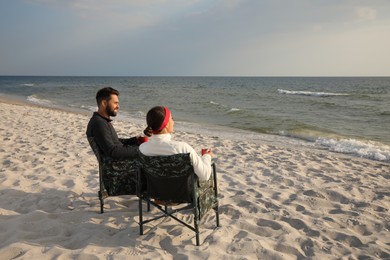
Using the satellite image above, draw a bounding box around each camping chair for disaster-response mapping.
[87,137,138,213]
[137,153,220,246]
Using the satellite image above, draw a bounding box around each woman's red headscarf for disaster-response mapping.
[153,106,171,134]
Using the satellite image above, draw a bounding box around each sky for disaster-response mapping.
[1,0,390,76]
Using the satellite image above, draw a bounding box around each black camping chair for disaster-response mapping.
[87,137,138,213]
[137,153,220,246]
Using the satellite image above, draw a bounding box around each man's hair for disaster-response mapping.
[96,87,119,106]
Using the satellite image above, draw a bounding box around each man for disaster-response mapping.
[86,87,141,159]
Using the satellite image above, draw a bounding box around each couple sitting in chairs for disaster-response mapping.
[86,87,219,245]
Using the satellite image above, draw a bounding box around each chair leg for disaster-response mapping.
[139,198,144,235]
[194,218,200,246]
[100,199,104,214]
[215,206,220,227]
[212,163,220,227]
[193,202,200,246]
[98,191,104,214]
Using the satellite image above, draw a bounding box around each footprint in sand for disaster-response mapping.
[227,233,261,256]
[246,188,263,198]
[380,172,390,179]
[350,223,373,236]
[300,238,315,257]
[375,191,390,200]
[261,169,272,176]
[371,204,388,212]
[296,205,305,212]
[283,178,294,187]
[303,189,325,199]
[62,179,75,188]
[256,218,282,230]
[328,208,359,217]
[43,176,56,183]
[326,230,366,248]
[281,217,320,237]
[281,217,307,230]
[219,205,242,220]
[282,194,301,206]
[237,200,258,213]
[325,190,351,204]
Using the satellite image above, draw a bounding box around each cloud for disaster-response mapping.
[26,0,205,31]
[29,1,146,29]
[355,6,377,21]
[5,0,390,76]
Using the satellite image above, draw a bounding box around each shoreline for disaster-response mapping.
[0,99,389,259]
[0,93,92,117]
[2,93,389,165]
[1,76,389,149]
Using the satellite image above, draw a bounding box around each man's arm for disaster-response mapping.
[88,117,138,159]
[119,137,139,146]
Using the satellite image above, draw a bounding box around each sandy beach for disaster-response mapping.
[0,99,389,260]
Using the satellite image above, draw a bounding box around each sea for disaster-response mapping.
[1,76,389,163]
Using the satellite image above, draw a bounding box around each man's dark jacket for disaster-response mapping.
[86,112,138,159]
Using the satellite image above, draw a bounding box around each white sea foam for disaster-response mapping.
[80,105,97,112]
[315,137,390,162]
[22,83,35,87]
[27,95,53,106]
[278,89,349,97]
[209,100,239,114]
[228,108,241,113]
[134,110,146,118]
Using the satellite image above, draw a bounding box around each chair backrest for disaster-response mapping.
[138,153,196,203]
[87,137,106,190]
[88,136,124,167]
[87,137,103,163]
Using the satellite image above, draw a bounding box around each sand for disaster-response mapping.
[0,100,389,259]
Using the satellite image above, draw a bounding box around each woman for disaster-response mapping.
[139,106,213,181]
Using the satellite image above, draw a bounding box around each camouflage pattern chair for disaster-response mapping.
[87,137,138,213]
[137,153,220,246]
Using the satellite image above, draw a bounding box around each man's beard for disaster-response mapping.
[106,106,117,117]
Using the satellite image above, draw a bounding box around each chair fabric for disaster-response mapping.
[137,153,220,246]
[87,137,138,213]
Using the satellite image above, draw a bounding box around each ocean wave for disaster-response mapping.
[278,89,349,97]
[209,100,241,114]
[315,137,390,162]
[134,110,146,119]
[228,108,241,113]
[27,95,53,106]
[380,111,390,116]
[79,105,97,112]
[22,83,35,87]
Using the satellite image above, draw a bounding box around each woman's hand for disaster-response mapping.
[202,148,214,157]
